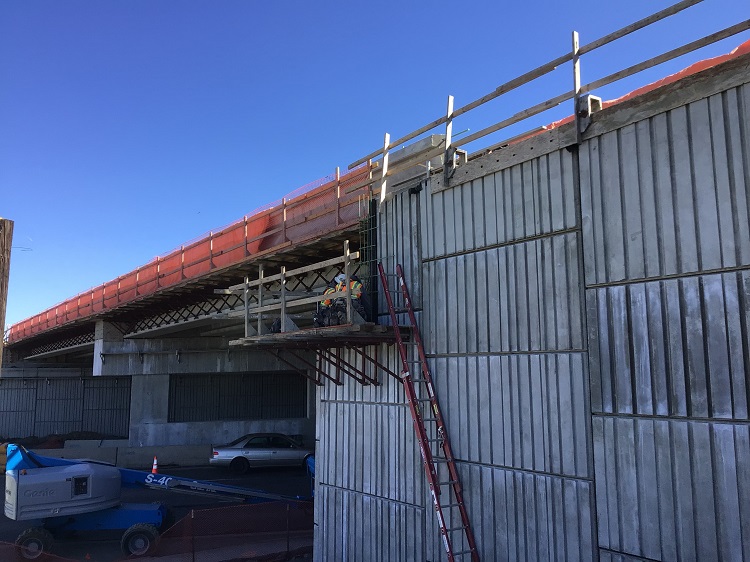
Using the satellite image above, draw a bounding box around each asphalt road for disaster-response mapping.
[0,464,313,561]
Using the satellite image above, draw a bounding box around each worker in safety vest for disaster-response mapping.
[314,274,368,327]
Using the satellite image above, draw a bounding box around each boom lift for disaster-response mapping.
[3,443,309,559]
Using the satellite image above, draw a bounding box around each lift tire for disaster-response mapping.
[230,456,249,474]
[120,523,160,557]
[15,527,53,560]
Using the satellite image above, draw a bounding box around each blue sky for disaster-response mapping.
[2,0,748,332]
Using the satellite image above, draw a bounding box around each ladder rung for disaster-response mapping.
[453,549,476,556]
[422,417,438,422]
[411,378,429,382]
[443,502,462,508]
[439,480,458,486]
[433,458,451,463]
[393,307,409,313]
[446,525,467,532]
[414,398,432,403]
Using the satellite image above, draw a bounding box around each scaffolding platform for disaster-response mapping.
[229,322,408,350]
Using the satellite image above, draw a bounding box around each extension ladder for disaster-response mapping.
[378,262,480,562]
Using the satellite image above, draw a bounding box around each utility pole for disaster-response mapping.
[0,218,14,372]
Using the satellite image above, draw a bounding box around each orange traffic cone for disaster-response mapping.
[151,456,158,474]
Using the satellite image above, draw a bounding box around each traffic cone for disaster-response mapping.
[152,456,158,474]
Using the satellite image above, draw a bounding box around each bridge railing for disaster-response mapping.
[7,165,371,344]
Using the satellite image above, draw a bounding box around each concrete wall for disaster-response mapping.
[32,442,210,469]
[314,54,750,561]
[127,370,316,447]
[581,75,750,561]
[91,336,317,447]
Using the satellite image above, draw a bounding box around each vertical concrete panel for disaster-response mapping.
[588,272,750,420]
[581,85,750,285]
[594,418,750,561]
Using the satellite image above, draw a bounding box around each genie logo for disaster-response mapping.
[23,489,55,498]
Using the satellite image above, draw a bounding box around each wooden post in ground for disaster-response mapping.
[0,218,13,371]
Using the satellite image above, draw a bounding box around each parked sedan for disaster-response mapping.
[210,433,313,474]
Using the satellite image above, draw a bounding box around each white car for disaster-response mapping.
[210,433,313,474]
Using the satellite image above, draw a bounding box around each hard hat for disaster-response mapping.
[335,274,346,283]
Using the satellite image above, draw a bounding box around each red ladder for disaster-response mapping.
[378,262,480,562]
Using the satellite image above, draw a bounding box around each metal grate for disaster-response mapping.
[130,294,242,333]
[27,331,95,356]
[0,376,131,439]
[168,372,307,423]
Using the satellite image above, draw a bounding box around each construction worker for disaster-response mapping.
[314,278,339,327]
[314,274,368,327]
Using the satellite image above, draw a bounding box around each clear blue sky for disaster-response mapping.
[2,0,748,332]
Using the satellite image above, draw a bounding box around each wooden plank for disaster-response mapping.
[578,0,702,55]
[581,20,750,95]
[0,218,13,370]
[454,89,575,149]
[348,52,573,170]
[228,251,360,290]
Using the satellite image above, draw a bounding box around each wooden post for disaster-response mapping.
[572,30,582,145]
[244,275,250,338]
[0,218,14,371]
[282,198,287,243]
[280,266,287,333]
[344,240,352,324]
[379,133,390,208]
[257,263,264,335]
[443,95,454,186]
[335,166,341,227]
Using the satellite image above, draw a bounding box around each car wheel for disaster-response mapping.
[121,523,159,556]
[15,528,53,560]
[230,456,250,474]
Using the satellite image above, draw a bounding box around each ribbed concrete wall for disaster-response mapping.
[315,59,750,561]
[581,82,750,562]
[315,346,425,561]
[421,150,595,561]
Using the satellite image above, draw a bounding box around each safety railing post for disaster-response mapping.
[257,263,264,335]
[244,276,250,338]
[335,166,341,227]
[280,266,287,332]
[443,94,454,186]
[244,216,249,257]
[573,30,582,144]
[282,197,287,243]
[344,240,352,323]
[379,134,390,208]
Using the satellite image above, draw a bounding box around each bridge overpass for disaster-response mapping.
[6,164,376,361]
